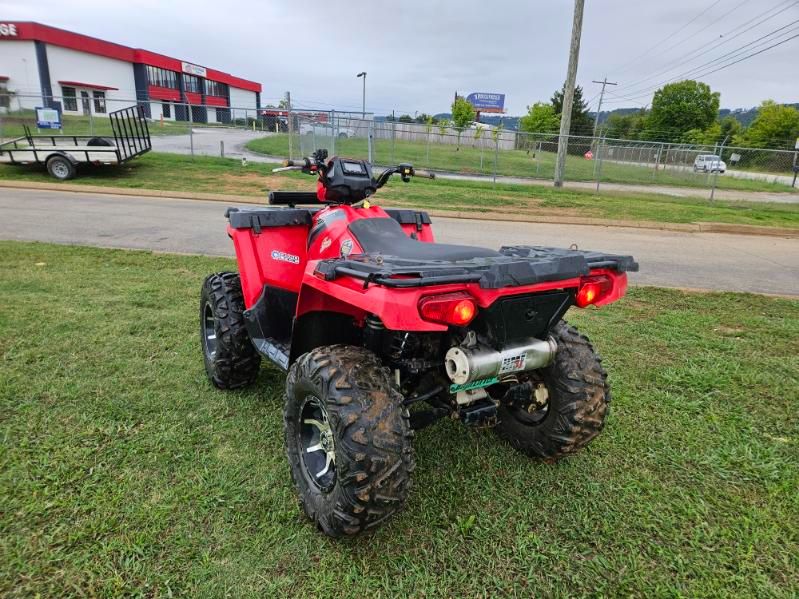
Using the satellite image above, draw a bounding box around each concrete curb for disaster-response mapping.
[1,180,797,238]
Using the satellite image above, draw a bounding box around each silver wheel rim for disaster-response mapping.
[52,161,69,178]
[203,303,217,359]
[299,395,336,492]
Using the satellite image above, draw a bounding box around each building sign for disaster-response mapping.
[0,23,18,36]
[36,106,61,129]
[181,62,207,78]
[466,92,505,112]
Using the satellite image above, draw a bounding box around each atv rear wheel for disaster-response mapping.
[495,321,609,461]
[200,272,261,389]
[284,345,414,538]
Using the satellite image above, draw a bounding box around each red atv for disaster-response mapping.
[200,149,637,538]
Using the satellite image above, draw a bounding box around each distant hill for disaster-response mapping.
[593,103,799,126]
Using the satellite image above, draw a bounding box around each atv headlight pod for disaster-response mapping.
[418,292,477,327]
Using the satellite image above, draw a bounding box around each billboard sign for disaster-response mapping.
[466,92,505,112]
[182,61,207,78]
[36,106,61,129]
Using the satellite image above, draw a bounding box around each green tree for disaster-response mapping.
[734,100,799,148]
[398,114,413,123]
[416,113,437,124]
[451,96,476,149]
[550,85,594,136]
[519,102,560,134]
[605,110,648,140]
[644,80,719,142]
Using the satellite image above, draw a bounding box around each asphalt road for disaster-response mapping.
[1,187,797,296]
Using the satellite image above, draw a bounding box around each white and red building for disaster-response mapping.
[0,21,261,123]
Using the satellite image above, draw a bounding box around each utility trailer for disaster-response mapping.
[0,105,151,180]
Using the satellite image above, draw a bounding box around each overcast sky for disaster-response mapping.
[5,0,798,115]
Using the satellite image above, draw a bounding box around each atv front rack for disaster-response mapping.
[315,246,639,289]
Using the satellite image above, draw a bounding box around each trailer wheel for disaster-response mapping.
[200,272,261,389]
[495,321,609,461]
[87,137,113,146]
[284,345,414,537]
[46,155,76,180]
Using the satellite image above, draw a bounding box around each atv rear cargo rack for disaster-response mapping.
[315,246,638,289]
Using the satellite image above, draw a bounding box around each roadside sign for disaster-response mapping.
[35,106,61,130]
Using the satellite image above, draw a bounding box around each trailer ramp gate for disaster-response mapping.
[110,105,152,162]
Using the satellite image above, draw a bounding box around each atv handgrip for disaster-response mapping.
[414,169,435,179]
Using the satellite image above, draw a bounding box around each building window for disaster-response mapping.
[184,75,202,94]
[162,102,171,118]
[93,91,106,113]
[0,82,9,109]
[146,65,178,89]
[62,86,77,111]
[204,80,227,97]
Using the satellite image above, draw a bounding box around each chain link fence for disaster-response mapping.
[2,93,797,196]
[281,113,799,196]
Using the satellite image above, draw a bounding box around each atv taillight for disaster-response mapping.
[576,275,614,308]
[418,292,477,326]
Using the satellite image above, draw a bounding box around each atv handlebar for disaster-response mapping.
[413,169,436,180]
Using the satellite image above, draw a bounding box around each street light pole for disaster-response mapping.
[357,72,366,118]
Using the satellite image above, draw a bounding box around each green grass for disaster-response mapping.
[2,152,797,229]
[1,241,798,597]
[247,134,797,194]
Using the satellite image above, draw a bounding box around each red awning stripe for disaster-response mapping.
[0,76,9,81]
[58,80,118,91]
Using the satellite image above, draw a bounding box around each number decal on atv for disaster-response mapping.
[271,250,300,264]
[320,237,332,252]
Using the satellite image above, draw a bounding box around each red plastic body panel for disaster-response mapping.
[228,222,310,308]
[230,201,628,327]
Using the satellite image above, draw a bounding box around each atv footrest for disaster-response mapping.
[459,399,498,427]
[250,336,290,370]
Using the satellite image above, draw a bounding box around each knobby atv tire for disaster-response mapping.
[284,345,415,538]
[495,320,610,461]
[200,272,260,389]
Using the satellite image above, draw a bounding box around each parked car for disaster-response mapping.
[299,122,356,139]
[693,154,726,173]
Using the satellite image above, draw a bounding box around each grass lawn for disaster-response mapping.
[246,134,797,194]
[1,241,798,597]
[1,152,798,230]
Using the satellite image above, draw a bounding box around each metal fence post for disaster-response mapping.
[493,132,499,184]
[652,143,662,180]
[220,140,224,158]
[709,135,729,201]
[391,119,396,164]
[331,109,336,157]
[189,104,194,158]
[595,134,605,192]
[368,120,373,163]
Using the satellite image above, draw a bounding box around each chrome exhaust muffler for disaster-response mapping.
[445,337,557,386]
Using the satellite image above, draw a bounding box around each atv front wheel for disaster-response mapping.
[495,321,609,461]
[284,345,414,537]
[200,272,261,389]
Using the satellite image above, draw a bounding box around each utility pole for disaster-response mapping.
[357,72,366,118]
[591,77,617,138]
[554,0,585,187]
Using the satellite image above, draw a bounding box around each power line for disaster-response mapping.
[612,0,799,99]
[614,29,799,103]
[609,0,724,75]
[614,19,799,103]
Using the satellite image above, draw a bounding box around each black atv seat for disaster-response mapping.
[348,217,500,262]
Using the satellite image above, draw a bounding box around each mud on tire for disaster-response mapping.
[284,345,415,538]
[200,272,261,389]
[495,320,610,461]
